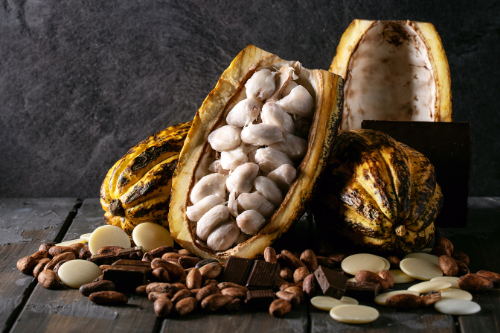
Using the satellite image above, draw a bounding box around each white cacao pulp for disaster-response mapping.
[226,98,262,127]
[196,205,229,241]
[207,125,242,151]
[245,69,276,101]
[236,210,266,235]
[190,173,227,205]
[186,195,225,222]
[241,123,283,146]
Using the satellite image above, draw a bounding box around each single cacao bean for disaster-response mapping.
[33,258,51,278]
[53,260,70,273]
[31,250,49,261]
[97,246,124,255]
[177,249,191,256]
[152,267,170,282]
[431,246,451,257]
[44,252,75,271]
[276,291,300,307]
[154,297,173,318]
[439,255,458,276]
[17,256,39,274]
[300,249,318,272]
[68,242,85,251]
[379,270,394,287]
[420,290,441,306]
[218,282,249,292]
[48,246,79,258]
[457,261,470,276]
[264,247,277,263]
[386,294,421,310]
[281,250,307,270]
[80,280,116,296]
[39,242,55,252]
[186,267,202,289]
[148,246,174,259]
[162,253,181,260]
[224,298,241,312]
[38,270,60,289]
[146,283,181,296]
[387,256,401,269]
[199,262,223,279]
[175,297,197,316]
[293,267,310,283]
[196,284,221,302]
[435,237,454,253]
[178,256,201,269]
[204,279,219,287]
[269,299,292,317]
[280,267,294,281]
[151,258,185,281]
[201,294,233,312]
[355,270,389,291]
[171,289,193,303]
[195,258,219,269]
[302,274,317,297]
[89,291,127,305]
[148,292,169,302]
[79,246,92,260]
[284,286,305,304]
[135,284,148,296]
[458,274,494,293]
[477,270,500,286]
[221,287,246,299]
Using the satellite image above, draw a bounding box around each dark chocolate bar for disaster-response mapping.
[246,260,280,290]
[221,257,254,285]
[314,265,348,299]
[102,264,150,286]
[344,282,380,301]
[246,289,275,310]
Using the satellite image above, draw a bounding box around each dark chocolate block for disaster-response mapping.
[314,265,348,299]
[344,282,380,301]
[102,265,150,286]
[246,260,280,290]
[116,246,144,260]
[221,257,254,285]
[361,120,471,227]
[246,289,275,310]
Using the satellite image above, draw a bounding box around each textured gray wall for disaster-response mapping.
[0,0,499,197]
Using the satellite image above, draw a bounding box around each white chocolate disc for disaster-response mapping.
[88,225,131,255]
[311,296,358,311]
[330,305,379,324]
[132,222,174,252]
[80,233,92,241]
[403,253,439,266]
[56,238,86,247]
[347,277,357,282]
[430,276,460,289]
[434,299,480,315]
[390,270,415,284]
[400,258,443,281]
[408,281,452,293]
[379,257,390,271]
[441,288,473,301]
[374,290,420,305]
[341,254,386,275]
[58,259,102,288]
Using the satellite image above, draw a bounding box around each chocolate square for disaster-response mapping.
[314,265,348,299]
[102,264,150,286]
[221,257,254,285]
[246,260,280,290]
[345,282,380,301]
[246,289,275,310]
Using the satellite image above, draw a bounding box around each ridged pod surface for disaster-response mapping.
[312,129,443,254]
[169,45,344,260]
[100,122,191,234]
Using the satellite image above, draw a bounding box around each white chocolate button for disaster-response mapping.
[415,248,432,254]
[89,225,131,255]
[434,299,480,315]
[341,254,386,275]
[431,276,460,289]
[55,238,86,246]
[379,257,390,271]
[374,290,420,305]
[132,222,174,252]
[347,277,357,282]
[58,259,102,288]
[330,305,379,324]
[390,270,415,284]
[400,258,443,281]
[80,233,92,241]
[311,296,358,311]
[403,253,439,266]
[408,281,452,293]
[441,288,473,301]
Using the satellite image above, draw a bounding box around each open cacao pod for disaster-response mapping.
[311,129,443,254]
[169,45,343,260]
[330,19,452,130]
[100,122,191,234]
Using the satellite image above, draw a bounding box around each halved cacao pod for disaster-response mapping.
[100,122,191,235]
[311,129,443,254]
[169,45,343,260]
[330,20,452,130]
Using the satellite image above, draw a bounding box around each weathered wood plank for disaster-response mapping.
[10,199,161,333]
[0,198,78,333]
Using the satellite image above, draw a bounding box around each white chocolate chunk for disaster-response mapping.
[408,281,452,293]
[341,253,386,275]
[237,192,275,218]
[196,205,229,241]
[241,123,283,146]
[267,164,297,193]
[374,290,420,305]
[208,160,230,175]
[430,276,460,289]
[311,296,358,311]
[282,81,298,97]
[226,163,259,194]
[261,103,295,134]
[434,299,480,315]
[132,222,174,252]
[404,253,440,266]
[254,176,283,206]
[400,258,443,281]
[347,277,357,282]
[236,210,266,235]
[390,270,415,284]
[226,98,262,127]
[207,222,240,251]
[269,133,308,160]
[228,190,238,217]
[330,305,379,324]
[245,69,276,101]
[58,260,102,288]
[207,125,241,151]
[254,147,293,174]
[56,238,86,247]
[379,257,390,271]
[80,233,92,241]
[190,173,226,205]
[187,195,225,222]
[88,225,131,255]
[440,288,473,301]
[277,85,314,118]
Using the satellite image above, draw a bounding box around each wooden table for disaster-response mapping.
[1,197,499,333]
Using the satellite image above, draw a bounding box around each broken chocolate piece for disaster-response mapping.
[116,246,144,260]
[221,257,254,285]
[246,289,275,310]
[344,282,380,301]
[102,265,150,286]
[314,265,348,299]
[246,260,280,290]
[112,259,150,267]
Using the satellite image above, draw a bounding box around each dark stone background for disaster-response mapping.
[0,0,499,198]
